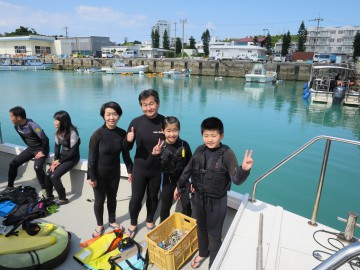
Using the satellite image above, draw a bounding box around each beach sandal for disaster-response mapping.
[146,224,156,231]
[109,223,125,233]
[191,255,207,269]
[126,226,138,239]
[92,226,104,238]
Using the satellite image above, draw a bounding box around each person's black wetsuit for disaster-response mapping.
[88,125,133,226]
[159,138,192,222]
[8,119,49,189]
[126,114,165,226]
[177,145,250,267]
[45,128,80,200]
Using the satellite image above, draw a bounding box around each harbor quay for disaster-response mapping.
[53,58,360,82]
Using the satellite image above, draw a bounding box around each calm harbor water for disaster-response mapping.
[0,71,359,236]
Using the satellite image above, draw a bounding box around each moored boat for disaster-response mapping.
[162,68,191,78]
[0,56,54,71]
[304,64,358,106]
[104,59,148,74]
[245,63,276,83]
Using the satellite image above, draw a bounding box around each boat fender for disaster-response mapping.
[303,82,308,89]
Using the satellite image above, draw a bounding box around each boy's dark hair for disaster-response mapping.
[162,116,181,130]
[201,117,224,135]
[9,106,26,119]
[138,89,160,105]
[100,101,123,117]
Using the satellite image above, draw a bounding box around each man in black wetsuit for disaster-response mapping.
[4,106,49,195]
[125,89,165,238]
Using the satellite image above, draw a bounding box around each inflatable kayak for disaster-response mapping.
[0,223,71,270]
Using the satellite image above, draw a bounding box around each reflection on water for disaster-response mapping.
[0,72,359,235]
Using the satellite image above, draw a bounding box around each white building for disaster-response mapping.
[0,35,55,57]
[305,25,360,55]
[209,41,267,60]
[152,20,171,48]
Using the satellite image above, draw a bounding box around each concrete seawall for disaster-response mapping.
[54,58,359,82]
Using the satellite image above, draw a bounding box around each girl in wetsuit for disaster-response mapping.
[152,116,192,222]
[125,89,165,237]
[88,102,133,238]
[45,111,80,205]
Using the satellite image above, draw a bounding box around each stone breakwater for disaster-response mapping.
[53,58,360,82]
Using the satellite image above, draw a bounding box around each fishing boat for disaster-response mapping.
[0,56,54,71]
[0,120,359,269]
[245,63,277,83]
[304,64,358,106]
[162,68,191,78]
[104,59,148,74]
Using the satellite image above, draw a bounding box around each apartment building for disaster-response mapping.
[305,25,360,55]
[152,20,171,48]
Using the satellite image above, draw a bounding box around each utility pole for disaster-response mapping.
[309,16,323,53]
[64,26,69,38]
[180,19,187,59]
[174,22,177,58]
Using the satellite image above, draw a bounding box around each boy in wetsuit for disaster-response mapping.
[174,117,254,269]
[4,106,49,195]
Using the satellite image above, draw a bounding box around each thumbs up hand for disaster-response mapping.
[127,126,135,142]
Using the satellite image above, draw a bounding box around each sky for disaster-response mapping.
[0,0,359,44]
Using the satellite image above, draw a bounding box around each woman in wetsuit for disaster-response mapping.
[88,102,133,238]
[125,89,165,237]
[45,111,80,205]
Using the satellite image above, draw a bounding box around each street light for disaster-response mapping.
[180,19,187,59]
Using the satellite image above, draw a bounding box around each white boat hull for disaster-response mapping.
[245,73,276,83]
[105,65,148,74]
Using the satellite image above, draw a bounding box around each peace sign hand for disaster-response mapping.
[241,149,254,171]
[152,138,164,156]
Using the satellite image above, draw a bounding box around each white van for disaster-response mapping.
[122,50,138,59]
[102,52,114,58]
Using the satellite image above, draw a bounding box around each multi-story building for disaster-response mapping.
[305,25,360,55]
[152,20,170,48]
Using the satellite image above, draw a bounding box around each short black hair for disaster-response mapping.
[138,89,160,105]
[163,116,180,130]
[9,106,26,119]
[100,101,123,117]
[201,117,224,135]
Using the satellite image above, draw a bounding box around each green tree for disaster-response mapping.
[175,38,182,55]
[151,29,155,47]
[253,36,259,46]
[281,31,291,56]
[201,29,211,57]
[353,32,360,59]
[153,29,160,48]
[265,33,273,55]
[189,36,196,49]
[5,26,39,36]
[162,29,170,50]
[297,21,307,52]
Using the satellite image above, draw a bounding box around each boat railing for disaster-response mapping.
[249,135,360,225]
[312,242,360,270]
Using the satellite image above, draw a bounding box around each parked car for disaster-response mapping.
[72,52,84,58]
[285,54,292,62]
[273,53,282,62]
[102,52,114,58]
